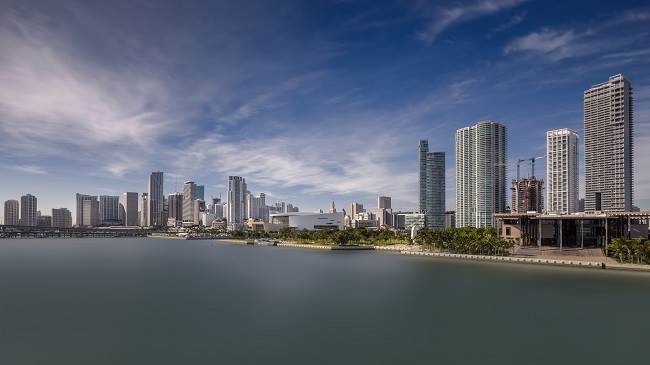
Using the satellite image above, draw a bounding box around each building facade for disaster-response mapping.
[99,195,120,225]
[20,194,38,226]
[227,176,247,229]
[511,178,544,213]
[455,121,507,228]
[4,199,19,226]
[140,193,148,227]
[82,198,99,227]
[52,208,72,228]
[121,192,139,226]
[148,171,164,226]
[546,128,579,214]
[378,196,391,210]
[75,194,96,227]
[270,212,344,230]
[584,74,634,211]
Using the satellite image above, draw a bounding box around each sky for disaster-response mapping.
[1,0,650,219]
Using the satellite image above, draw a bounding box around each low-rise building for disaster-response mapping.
[271,212,344,230]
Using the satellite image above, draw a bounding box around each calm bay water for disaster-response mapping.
[1,238,649,364]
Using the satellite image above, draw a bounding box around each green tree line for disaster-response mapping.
[608,238,650,264]
[415,227,513,256]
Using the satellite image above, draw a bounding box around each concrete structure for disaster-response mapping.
[350,202,364,218]
[444,211,456,228]
[456,121,507,228]
[167,193,183,225]
[75,194,96,227]
[182,181,197,225]
[99,195,120,225]
[4,199,19,226]
[246,192,266,220]
[511,177,544,213]
[546,128,579,214]
[140,193,148,227]
[148,172,164,226]
[584,74,634,211]
[52,208,72,228]
[20,194,38,226]
[82,198,99,227]
[121,192,139,226]
[227,176,247,229]
[37,215,52,227]
[496,211,649,251]
[271,212,344,230]
[371,208,393,228]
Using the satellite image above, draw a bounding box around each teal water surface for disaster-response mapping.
[1,238,648,365]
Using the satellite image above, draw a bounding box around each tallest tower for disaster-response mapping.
[584,74,634,211]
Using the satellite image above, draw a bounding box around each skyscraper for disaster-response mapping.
[75,193,96,227]
[20,194,38,226]
[546,128,579,214]
[246,192,266,220]
[52,208,72,228]
[140,193,148,227]
[122,192,139,226]
[584,74,634,211]
[168,193,183,223]
[227,176,247,229]
[350,202,364,218]
[82,198,99,227]
[455,121,507,228]
[378,196,391,210]
[148,171,164,226]
[99,195,120,225]
[196,185,205,201]
[4,199,19,226]
[182,181,197,224]
[418,140,429,216]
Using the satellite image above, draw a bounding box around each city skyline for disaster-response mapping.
[1,1,650,218]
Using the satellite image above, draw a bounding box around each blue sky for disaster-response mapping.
[1,0,650,219]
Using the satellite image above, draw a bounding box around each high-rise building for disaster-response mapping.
[418,143,446,228]
[196,185,205,201]
[444,211,456,228]
[20,194,38,226]
[148,172,164,226]
[546,128,579,214]
[75,193,96,227]
[182,181,197,224]
[350,202,364,218]
[122,192,139,226]
[168,193,183,221]
[82,198,99,227]
[52,208,72,228]
[286,203,299,213]
[511,178,544,213]
[246,192,266,220]
[227,176,247,229]
[37,215,52,227]
[99,195,120,225]
[4,199,19,226]
[140,193,148,227]
[455,121,507,228]
[584,74,634,211]
[378,196,391,210]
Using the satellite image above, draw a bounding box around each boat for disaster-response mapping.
[254,239,278,246]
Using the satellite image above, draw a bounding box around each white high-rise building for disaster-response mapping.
[148,171,164,226]
[246,192,266,220]
[140,193,148,227]
[122,192,139,226]
[546,129,579,214]
[455,121,507,228]
[4,199,19,226]
[227,176,247,229]
[20,194,38,226]
[584,74,634,211]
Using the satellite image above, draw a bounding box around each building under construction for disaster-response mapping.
[511,177,544,213]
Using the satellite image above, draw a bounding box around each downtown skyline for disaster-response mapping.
[1,0,650,218]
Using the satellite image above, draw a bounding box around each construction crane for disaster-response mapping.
[516,159,526,181]
[529,155,545,178]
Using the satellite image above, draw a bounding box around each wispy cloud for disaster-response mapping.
[11,165,48,175]
[416,0,527,44]
[494,12,526,32]
[504,28,583,60]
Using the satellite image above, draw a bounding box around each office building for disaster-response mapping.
[121,192,139,226]
[246,192,266,220]
[584,74,634,211]
[4,199,19,226]
[350,202,364,218]
[182,181,197,224]
[455,121,507,227]
[546,128,579,214]
[286,203,299,213]
[378,196,391,210]
[148,171,164,226]
[227,176,247,229]
[99,195,120,225]
[75,193,96,227]
[52,208,72,228]
[82,198,99,227]
[168,193,183,222]
[444,211,456,228]
[37,215,52,227]
[419,140,446,228]
[196,185,205,201]
[20,194,38,226]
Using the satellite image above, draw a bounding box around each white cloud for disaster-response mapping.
[504,29,582,60]
[11,165,47,175]
[417,0,527,44]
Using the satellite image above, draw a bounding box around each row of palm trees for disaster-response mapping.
[415,227,513,256]
[608,238,650,264]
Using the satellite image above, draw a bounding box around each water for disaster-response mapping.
[1,238,648,365]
